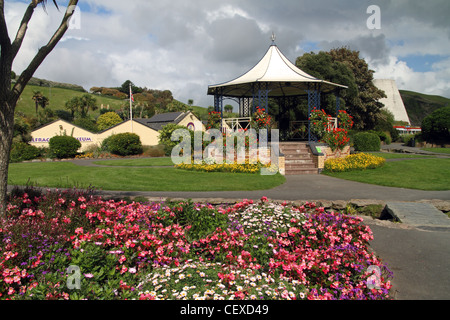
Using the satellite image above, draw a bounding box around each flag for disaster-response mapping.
[130,91,135,102]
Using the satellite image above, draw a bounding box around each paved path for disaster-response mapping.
[91,173,450,203]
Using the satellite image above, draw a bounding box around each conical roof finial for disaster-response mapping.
[271,32,276,45]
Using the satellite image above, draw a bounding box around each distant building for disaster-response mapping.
[373,79,411,125]
[392,125,422,135]
[30,111,204,151]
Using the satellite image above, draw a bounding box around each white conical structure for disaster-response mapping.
[373,79,411,125]
[208,44,347,98]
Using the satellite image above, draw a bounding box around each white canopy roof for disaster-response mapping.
[208,44,347,98]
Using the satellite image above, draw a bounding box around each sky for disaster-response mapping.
[5,0,450,108]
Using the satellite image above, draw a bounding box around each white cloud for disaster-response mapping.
[4,0,450,109]
[373,56,450,98]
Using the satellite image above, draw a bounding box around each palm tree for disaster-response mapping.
[65,94,98,118]
[32,90,49,115]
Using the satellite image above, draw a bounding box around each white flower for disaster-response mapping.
[129,267,137,274]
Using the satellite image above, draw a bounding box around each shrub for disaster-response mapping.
[353,132,381,152]
[421,106,450,143]
[369,130,391,145]
[206,111,222,130]
[101,133,143,156]
[142,145,166,157]
[96,112,123,131]
[73,118,98,133]
[250,107,272,132]
[158,123,192,156]
[49,135,81,159]
[9,142,42,163]
[401,134,416,147]
[324,153,386,172]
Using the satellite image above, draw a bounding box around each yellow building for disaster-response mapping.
[30,111,205,152]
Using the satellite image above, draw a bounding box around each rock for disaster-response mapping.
[418,200,450,213]
[349,199,386,207]
[331,200,348,210]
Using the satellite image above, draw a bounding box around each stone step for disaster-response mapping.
[285,168,319,175]
[279,142,318,175]
[280,147,309,153]
[284,153,312,159]
[285,159,315,165]
[385,202,450,231]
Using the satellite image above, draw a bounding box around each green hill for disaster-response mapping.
[15,83,125,118]
[14,79,209,120]
[400,90,450,126]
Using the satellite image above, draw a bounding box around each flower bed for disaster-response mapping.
[0,189,392,300]
[324,153,386,173]
[175,161,275,174]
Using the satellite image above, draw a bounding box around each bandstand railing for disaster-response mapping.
[222,117,252,133]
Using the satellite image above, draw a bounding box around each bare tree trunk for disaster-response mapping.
[0,100,14,213]
[0,0,79,216]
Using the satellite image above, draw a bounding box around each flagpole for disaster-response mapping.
[129,83,133,133]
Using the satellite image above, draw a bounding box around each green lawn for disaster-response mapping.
[369,152,432,159]
[92,157,175,167]
[8,162,285,191]
[421,148,450,154]
[324,158,450,191]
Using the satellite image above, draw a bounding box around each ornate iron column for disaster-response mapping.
[252,82,270,113]
[335,89,341,127]
[307,83,321,143]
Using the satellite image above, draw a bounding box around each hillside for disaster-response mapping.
[399,90,450,126]
[15,84,125,118]
[14,80,209,120]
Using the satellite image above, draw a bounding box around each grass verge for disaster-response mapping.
[323,158,450,191]
[420,148,450,154]
[8,162,285,191]
[92,157,174,167]
[369,152,432,159]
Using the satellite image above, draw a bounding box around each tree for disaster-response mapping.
[421,106,450,143]
[65,94,98,118]
[295,48,386,130]
[32,90,49,115]
[119,80,142,95]
[97,111,123,131]
[327,47,386,130]
[224,105,233,113]
[0,0,78,215]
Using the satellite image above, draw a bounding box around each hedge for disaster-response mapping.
[49,135,82,159]
[101,133,143,156]
[353,132,381,152]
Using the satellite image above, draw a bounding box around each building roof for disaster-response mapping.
[133,111,188,131]
[145,111,185,123]
[207,44,347,98]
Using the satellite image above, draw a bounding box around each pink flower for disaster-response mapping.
[128,267,137,274]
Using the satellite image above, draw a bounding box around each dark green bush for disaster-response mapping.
[353,132,381,152]
[421,106,450,143]
[158,123,193,156]
[10,142,42,163]
[101,133,143,156]
[369,130,391,145]
[49,135,81,159]
[73,118,98,133]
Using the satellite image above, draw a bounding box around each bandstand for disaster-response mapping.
[207,36,348,142]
